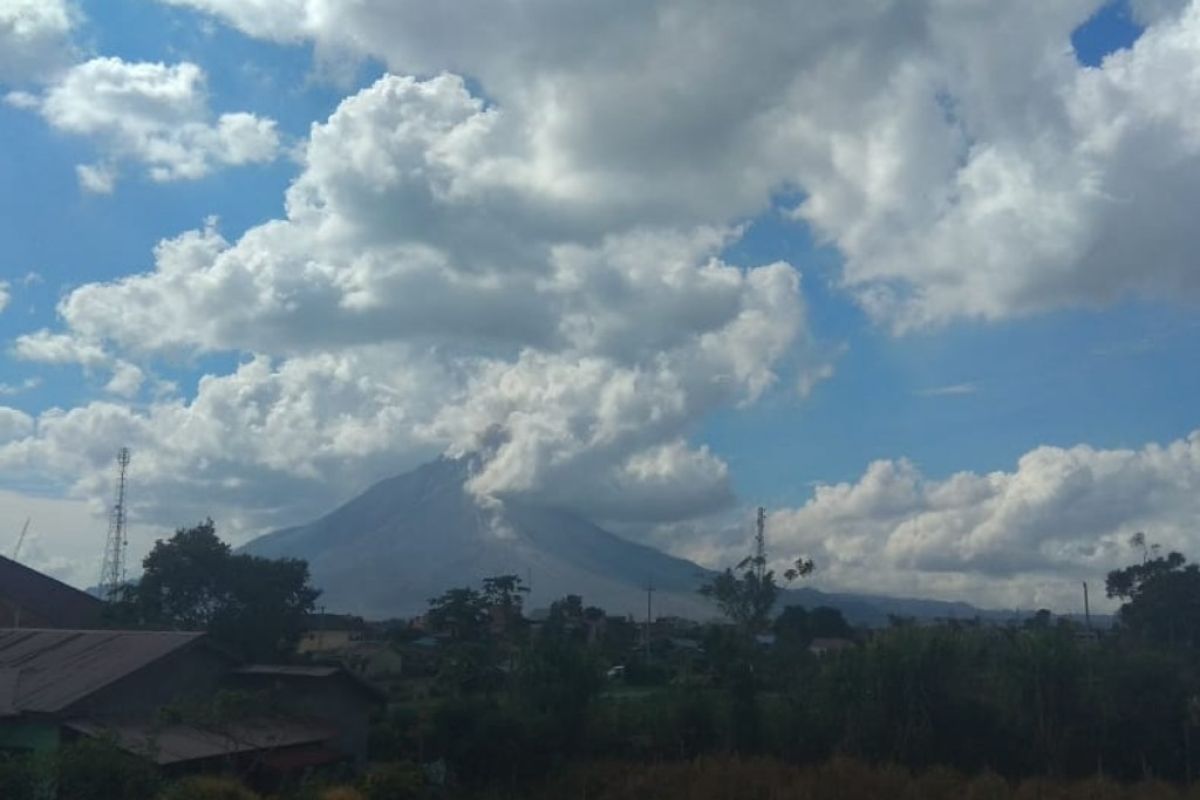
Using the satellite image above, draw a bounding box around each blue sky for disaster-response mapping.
[2,0,1198,610]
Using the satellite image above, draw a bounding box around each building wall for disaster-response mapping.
[65,645,234,721]
[229,674,373,766]
[0,719,60,754]
[0,597,52,629]
[297,629,357,654]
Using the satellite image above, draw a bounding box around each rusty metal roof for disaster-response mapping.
[0,555,103,629]
[0,628,206,713]
[65,717,336,765]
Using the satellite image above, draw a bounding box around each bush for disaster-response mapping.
[319,788,366,800]
[0,753,41,800]
[56,738,161,800]
[159,775,261,800]
[365,761,425,800]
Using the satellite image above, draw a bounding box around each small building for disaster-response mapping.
[296,613,368,655]
[808,637,856,657]
[0,555,103,629]
[226,665,386,768]
[0,628,382,780]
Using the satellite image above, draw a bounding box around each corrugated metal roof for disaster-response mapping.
[0,668,18,717]
[65,717,335,765]
[0,556,103,629]
[0,628,205,713]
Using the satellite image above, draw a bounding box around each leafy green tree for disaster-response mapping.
[426,587,489,641]
[700,552,814,633]
[113,519,319,660]
[1106,540,1200,648]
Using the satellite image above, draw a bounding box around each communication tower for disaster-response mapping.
[98,447,131,600]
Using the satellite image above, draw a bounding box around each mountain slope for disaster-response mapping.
[243,457,1002,623]
[243,458,719,619]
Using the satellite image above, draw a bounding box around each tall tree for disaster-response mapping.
[1107,540,1200,649]
[700,552,814,633]
[114,519,319,660]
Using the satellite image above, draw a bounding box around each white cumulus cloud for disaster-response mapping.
[0,0,76,85]
[156,0,1200,327]
[23,56,280,190]
[745,432,1200,611]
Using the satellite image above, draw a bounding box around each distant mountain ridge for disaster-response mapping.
[242,457,1034,624]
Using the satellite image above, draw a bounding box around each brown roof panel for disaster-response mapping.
[0,556,103,628]
[0,628,206,712]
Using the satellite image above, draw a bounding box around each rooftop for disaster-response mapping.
[0,556,103,629]
[0,628,208,713]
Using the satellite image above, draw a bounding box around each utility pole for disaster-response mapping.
[754,506,767,580]
[99,447,131,600]
[644,581,655,662]
[11,517,30,561]
[1082,581,1092,630]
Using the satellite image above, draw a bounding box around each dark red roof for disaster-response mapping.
[0,555,103,629]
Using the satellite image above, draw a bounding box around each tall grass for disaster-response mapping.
[529,757,1200,800]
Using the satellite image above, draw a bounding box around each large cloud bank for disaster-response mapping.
[3,0,1200,602]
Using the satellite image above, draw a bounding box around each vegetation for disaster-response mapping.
[14,527,1199,798]
[110,519,320,659]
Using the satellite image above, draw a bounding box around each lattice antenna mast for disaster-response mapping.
[99,447,131,600]
[754,506,767,581]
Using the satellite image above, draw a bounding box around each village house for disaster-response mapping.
[0,555,103,629]
[0,627,382,783]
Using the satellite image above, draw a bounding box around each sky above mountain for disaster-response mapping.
[1,0,1198,613]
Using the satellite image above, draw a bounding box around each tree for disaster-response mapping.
[114,520,319,660]
[426,588,489,642]
[700,551,814,634]
[1107,539,1200,649]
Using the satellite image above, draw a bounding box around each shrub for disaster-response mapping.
[56,738,160,800]
[159,775,261,800]
[365,761,425,800]
[0,753,42,800]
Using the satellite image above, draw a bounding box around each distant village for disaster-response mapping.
[0,545,870,792]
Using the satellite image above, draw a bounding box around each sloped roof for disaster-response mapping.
[0,628,207,713]
[231,663,387,702]
[65,717,336,765]
[0,555,103,629]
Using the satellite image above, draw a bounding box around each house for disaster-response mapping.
[0,555,103,629]
[226,665,385,768]
[296,613,368,655]
[808,637,856,657]
[0,628,382,781]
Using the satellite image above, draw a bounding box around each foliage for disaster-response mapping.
[112,519,320,659]
[364,761,425,800]
[56,737,161,800]
[158,775,262,800]
[699,547,813,633]
[531,757,1200,800]
[0,753,40,800]
[1107,537,1200,648]
[425,587,488,642]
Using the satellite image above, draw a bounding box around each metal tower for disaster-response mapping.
[99,447,131,599]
